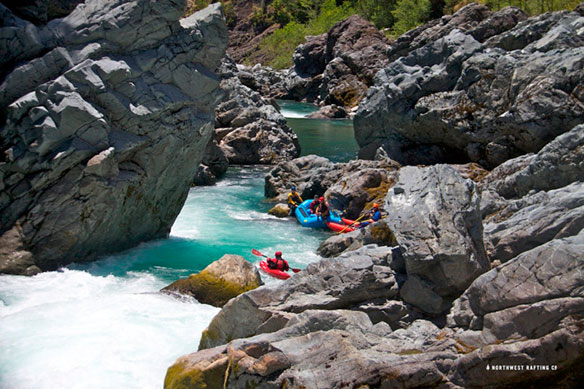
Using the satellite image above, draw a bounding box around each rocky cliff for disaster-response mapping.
[0,0,228,274]
[354,3,584,168]
[165,124,583,388]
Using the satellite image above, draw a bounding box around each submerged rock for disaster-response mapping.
[162,254,262,307]
[268,203,290,218]
[0,1,228,274]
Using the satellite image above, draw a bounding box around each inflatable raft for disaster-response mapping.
[259,260,290,280]
[294,199,343,228]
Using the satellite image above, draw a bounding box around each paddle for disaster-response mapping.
[338,214,366,234]
[251,249,301,273]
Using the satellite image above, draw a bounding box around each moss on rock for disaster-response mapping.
[162,254,262,307]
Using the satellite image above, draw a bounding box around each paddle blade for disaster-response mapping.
[292,268,301,273]
[252,249,266,257]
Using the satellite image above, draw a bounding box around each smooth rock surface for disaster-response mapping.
[385,165,490,313]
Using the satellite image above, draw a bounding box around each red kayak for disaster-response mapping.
[259,260,290,280]
[326,221,356,233]
[341,218,360,227]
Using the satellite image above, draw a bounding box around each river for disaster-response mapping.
[0,102,358,388]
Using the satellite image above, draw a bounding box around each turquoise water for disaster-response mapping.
[279,100,359,162]
[0,103,355,388]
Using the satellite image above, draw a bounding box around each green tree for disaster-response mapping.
[392,0,431,35]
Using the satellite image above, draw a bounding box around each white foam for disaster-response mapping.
[280,108,308,118]
[0,270,219,389]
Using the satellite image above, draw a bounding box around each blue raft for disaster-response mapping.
[294,199,342,228]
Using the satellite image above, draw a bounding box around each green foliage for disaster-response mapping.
[445,0,581,15]
[223,1,237,27]
[392,0,431,35]
[260,0,355,69]
[352,0,398,29]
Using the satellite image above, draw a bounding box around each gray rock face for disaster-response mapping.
[355,6,584,168]
[484,182,584,263]
[448,231,584,332]
[199,245,400,350]
[198,55,300,174]
[385,165,489,314]
[0,1,228,274]
[478,125,584,263]
[482,124,584,199]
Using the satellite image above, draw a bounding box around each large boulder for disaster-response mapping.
[387,3,526,62]
[198,245,400,350]
[385,165,490,314]
[354,6,584,168]
[481,124,584,199]
[478,125,584,263]
[448,231,584,334]
[0,1,228,274]
[483,182,584,263]
[161,254,263,307]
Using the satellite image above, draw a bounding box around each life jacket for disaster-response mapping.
[268,257,288,271]
[288,191,302,205]
[369,209,382,221]
[317,201,329,215]
[309,200,319,213]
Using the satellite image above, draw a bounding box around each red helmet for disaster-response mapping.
[373,203,379,208]
[275,251,282,257]
[319,197,324,201]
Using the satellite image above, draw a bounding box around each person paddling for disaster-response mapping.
[315,196,330,221]
[358,203,382,228]
[309,194,319,214]
[267,251,289,272]
[287,185,303,214]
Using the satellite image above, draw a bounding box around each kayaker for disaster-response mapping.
[309,194,319,214]
[267,251,289,272]
[316,196,330,220]
[287,185,303,214]
[358,203,382,228]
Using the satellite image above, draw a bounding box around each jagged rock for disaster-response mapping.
[292,34,327,77]
[198,55,300,173]
[268,203,290,218]
[167,233,584,387]
[305,104,347,119]
[385,165,490,314]
[0,1,228,274]
[264,155,341,202]
[448,230,584,333]
[245,14,391,108]
[483,182,584,263]
[481,124,584,199]
[387,3,522,62]
[161,254,263,307]
[355,7,584,168]
[198,245,399,350]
